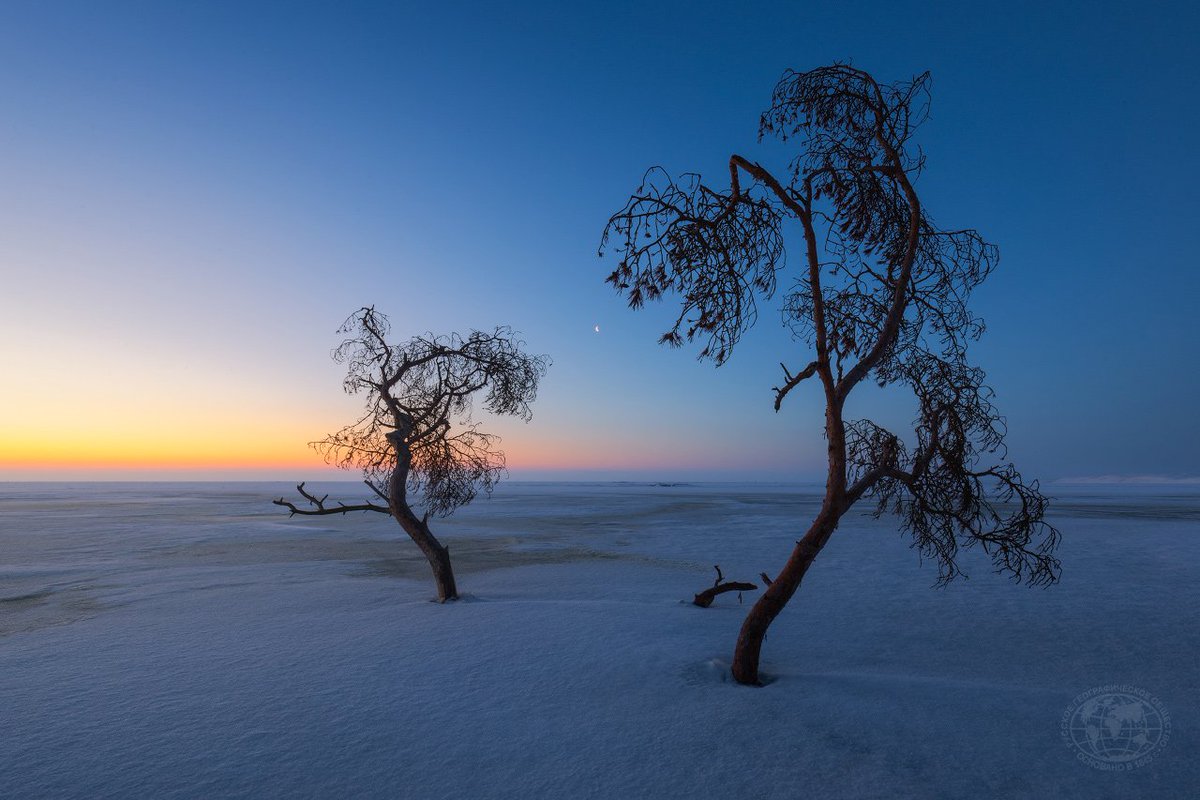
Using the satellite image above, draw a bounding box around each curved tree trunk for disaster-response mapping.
[732,406,847,685]
[394,510,459,603]
[730,509,841,684]
[386,427,459,603]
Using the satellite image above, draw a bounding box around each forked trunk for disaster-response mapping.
[731,506,841,685]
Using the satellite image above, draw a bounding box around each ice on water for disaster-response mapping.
[1,481,1196,798]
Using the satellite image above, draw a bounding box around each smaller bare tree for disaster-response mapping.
[275,307,549,602]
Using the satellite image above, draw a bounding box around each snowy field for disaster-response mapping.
[1,481,1195,799]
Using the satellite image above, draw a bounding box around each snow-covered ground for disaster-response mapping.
[1,481,1195,799]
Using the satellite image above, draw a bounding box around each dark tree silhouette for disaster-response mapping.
[275,307,549,602]
[601,64,1061,684]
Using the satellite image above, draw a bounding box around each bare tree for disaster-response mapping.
[601,64,1061,684]
[275,307,549,602]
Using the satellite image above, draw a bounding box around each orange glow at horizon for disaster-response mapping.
[0,425,720,475]
[1,436,319,472]
[1,410,328,473]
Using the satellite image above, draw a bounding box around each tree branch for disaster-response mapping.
[729,154,834,379]
[773,359,820,411]
[363,479,391,504]
[273,482,391,516]
[835,125,923,402]
[845,464,913,508]
[729,155,809,221]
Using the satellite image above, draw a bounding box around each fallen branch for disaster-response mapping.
[693,565,758,608]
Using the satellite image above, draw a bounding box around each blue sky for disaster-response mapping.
[1,0,1197,481]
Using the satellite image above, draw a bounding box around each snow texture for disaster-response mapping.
[1,482,1196,799]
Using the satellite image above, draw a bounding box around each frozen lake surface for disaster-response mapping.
[1,481,1196,798]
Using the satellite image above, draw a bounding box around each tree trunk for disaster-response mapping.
[730,506,841,685]
[384,429,458,602]
[420,537,458,603]
[729,391,848,685]
[394,510,459,603]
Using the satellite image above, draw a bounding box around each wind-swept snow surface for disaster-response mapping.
[1,482,1195,798]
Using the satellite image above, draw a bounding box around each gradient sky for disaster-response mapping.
[1,0,1197,481]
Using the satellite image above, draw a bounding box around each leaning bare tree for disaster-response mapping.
[275,307,549,602]
[601,64,1061,684]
